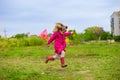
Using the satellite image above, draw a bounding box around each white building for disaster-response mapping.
[111,11,120,36]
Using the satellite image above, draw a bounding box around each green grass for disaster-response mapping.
[0,42,120,80]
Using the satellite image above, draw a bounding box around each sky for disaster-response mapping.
[0,0,120,37]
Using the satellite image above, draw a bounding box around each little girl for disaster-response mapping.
[45,22,72,68]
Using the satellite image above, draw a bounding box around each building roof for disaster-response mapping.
[111,11,120,17]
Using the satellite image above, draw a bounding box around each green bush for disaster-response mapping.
[17,38,29,47]
[17,36,46,47]
[100,32,112,40]
[27,36,45,46]
[0,38,8,47]
[114,36,120,42]
[0,36,46,47]
[7,38,18,47]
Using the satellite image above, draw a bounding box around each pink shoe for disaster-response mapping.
[60,57,67,68]
[45,56,54,64]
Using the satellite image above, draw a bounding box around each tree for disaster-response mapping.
[12,33,28,39]
[84,26,104,41]
[100,32,112,40]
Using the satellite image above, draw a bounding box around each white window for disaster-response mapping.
[111,18,114,28]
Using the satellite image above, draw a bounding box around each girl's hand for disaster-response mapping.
[71,32,73,35]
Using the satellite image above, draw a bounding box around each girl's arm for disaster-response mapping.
[64,32,71,37]
[47,32,57,44]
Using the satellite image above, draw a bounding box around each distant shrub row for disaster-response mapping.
[0,36,46,47]
[113,36,120,42]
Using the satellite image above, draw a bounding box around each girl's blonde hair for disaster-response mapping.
[53,23,64,32]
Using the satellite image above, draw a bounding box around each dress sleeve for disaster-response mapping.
[47,32,57,44]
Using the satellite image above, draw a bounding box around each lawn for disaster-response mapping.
[0,42,120,80]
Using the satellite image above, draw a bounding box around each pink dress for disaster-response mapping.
[47,31,71,54]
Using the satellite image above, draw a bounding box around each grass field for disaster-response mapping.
[0,42,120,80]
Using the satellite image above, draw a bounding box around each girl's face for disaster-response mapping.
[55,23,68,33]
[61,26,68,33]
